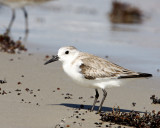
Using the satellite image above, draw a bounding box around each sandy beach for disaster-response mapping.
[0,52,159,128]
[0,0,160,127]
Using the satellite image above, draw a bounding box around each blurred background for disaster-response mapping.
[0,0,160,76]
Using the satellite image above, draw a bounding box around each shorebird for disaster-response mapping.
[0,0,51,39]
[44,46,152,112]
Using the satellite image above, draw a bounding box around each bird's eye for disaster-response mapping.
[65,51,69,54]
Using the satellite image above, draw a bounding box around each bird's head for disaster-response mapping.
[44,46,78,65]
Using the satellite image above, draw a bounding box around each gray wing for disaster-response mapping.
[79,56,139,80]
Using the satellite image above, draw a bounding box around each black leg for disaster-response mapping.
[98,89,107,112]
[5,9,15,35]
[91,89,99,111]
[22,7,29,40]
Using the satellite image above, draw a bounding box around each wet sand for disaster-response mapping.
[0,52,160,128]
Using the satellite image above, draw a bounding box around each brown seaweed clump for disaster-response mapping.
[0,34,27,54]
[109,1,142,24]
[100,107,160,127]
[150,95,160,104]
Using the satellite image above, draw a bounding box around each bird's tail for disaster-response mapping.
[118,72,152,79]
[138,73,152,77]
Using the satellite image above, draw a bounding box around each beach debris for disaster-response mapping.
[66,124,70,127]
[64,93,73,99]
[150,95,160,104]
[109,1,142,24]
[79,97,83,99]
[0,79,7,84]
[0,33,27,54]
[30,90,33,94]
[90,96,94,98]
[15,89,21,92]
[17,82,22,85]
[100,107,160,127]
[25,88,30,92]
[45,55,50,59]
[94,122,104,127]
[17,93,21,95]
[44,55,50,61]
[2,90,7,95]
[55,108,90,128]
[81,118,85,121]
[132,102,136,107]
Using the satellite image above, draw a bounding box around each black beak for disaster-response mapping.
[44,55,59,65]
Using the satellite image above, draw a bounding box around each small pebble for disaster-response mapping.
[90,96,94,98]
[81,118,85,121]
[132,102,136,106]
[17,93,21,95]
[25,88,29,92]
[74,111,79,113]
[0,79,7,84]
[2,90,7,95]
[79,97,83,99]
[45,55,50,58]
[17,82,22,85]
[15,89,21,91]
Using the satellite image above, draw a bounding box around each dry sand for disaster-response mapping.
[0,52,160,128]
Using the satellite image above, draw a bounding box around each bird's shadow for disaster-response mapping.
[48,103,144,113]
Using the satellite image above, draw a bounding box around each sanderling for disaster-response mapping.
[0,0,51,38]
[44,46,152,112]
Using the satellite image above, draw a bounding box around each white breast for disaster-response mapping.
[62,60,83,82]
